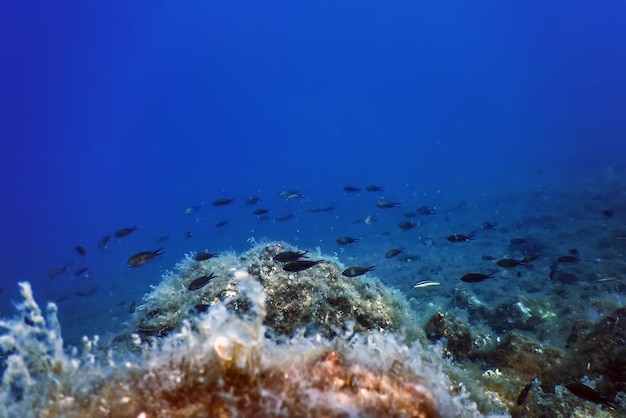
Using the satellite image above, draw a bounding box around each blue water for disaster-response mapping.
[1,0,625,344]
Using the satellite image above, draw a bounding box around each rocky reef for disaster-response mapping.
[0,242,479,417]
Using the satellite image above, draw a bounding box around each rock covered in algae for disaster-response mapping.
[132,241,422,343]
[0,263,480,417]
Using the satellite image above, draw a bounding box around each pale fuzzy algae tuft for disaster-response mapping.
[0,243,484,417]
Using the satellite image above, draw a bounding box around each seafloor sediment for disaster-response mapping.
[0,241,624,417]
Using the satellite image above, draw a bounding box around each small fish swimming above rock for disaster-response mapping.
[283,260,324,272]
[74,267,90,277]
[557,255,579,263]
[253,208,270,215]
[377,200,400,209]
[75,245,87,256]
[193,252,219,261]
[274,250,308,262]
[366,185,384,192]
[343,186,360,193]
[565,382,618,408]
[337,236,359,245]
[418,206,436,215]
[98,234,111,250]
[127,248,164,267]
[385,248,404,259]
[115,226,137,238]
[342,266,375,277]
[516,379,535,405]
[213,198,234,207]
[129,301,136,314]
[447,233,475,243]
[399,221,417,231]
[461,272,494,283]
[482,221,497,230]
[188,272,217,291]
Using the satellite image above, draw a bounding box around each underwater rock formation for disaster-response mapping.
[133,242,422,343]
[0,243,480,417]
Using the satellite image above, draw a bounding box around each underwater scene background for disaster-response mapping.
[1,1,626,416]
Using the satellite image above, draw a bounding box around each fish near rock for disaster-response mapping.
[447,233,475,243]
[461,272,494,283]
[188,272,218,291]
[127,248,165,267]
[385,248,404,259]
[273,250,308,262]
[342,266,375,277]
[193,252,219,261]
[336,236,359,245]
[283,260,324,272]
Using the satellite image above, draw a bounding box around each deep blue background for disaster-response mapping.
[1,1,625,314]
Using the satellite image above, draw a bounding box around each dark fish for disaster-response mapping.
[404,211,418,218]
[188,272,217,291]
[565,382,618,408]
[129,301,136,314]
[115,226,138,238]
[342,266,375,277]
[447,233,475,243]
[213,198,234,207]
[127,248,165,267]
[246,195,260,205]
[193,303,210,313]
[310,206,334,213]
[215,220,229,227]
[461,272,494,283]
[549,261,559,280]
[516,381,534,405]
[75,245,87,256]
[75,286,98,297]
[336,236,359,245]
[283,260,324,272]
[184,231,193,239]
[193,252,219,261]
[343,186,360,193]
[279,190,304,200]
[482,222,498,230]
[98,234,111,250]
[510,238,528,245]
[385,248,404,259]
[496,258,526,268]
[254,208,270,215]
[568,248,579,255]
[274,251,308,262]
[366,185,384,192]
[155,235,170,243]
[48,262,74,279]
[558,255,579,263]
[482,255,496,261]
[418,206,436,215]
[601,209,614,218]
[377,200,400,209]
[75,267,90,276]
[276,213,295,221]
[399,221,417,231]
